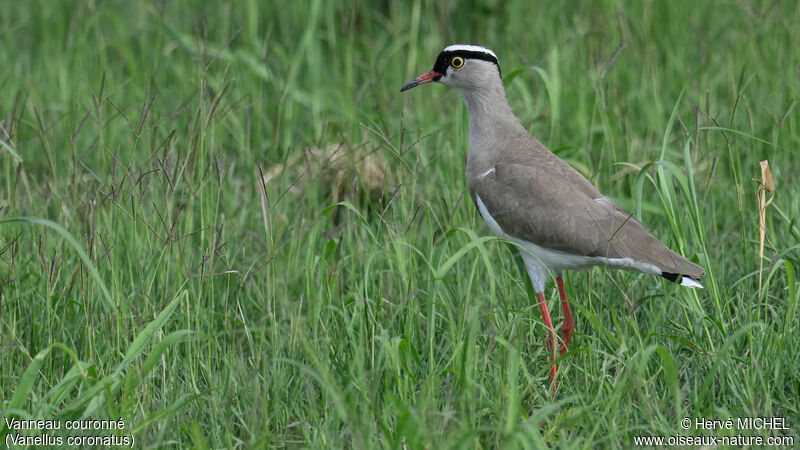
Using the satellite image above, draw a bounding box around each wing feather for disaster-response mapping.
[469,162,704,279]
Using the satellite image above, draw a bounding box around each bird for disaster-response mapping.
[401,44,705,394]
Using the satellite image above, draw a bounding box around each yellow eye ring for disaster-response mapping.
[451,56,464,68]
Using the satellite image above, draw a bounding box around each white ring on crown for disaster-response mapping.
[443,44,498,61]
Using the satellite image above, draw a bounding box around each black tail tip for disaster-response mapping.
[662,272,704,289]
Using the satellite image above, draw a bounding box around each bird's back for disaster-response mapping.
[467,134,705,280]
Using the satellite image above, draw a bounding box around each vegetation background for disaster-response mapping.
[1,0,798,447]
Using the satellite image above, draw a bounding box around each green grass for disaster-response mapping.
[1,0,799,447]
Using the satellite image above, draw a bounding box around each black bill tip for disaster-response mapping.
[400,80,419,92]
[400,70,441,93]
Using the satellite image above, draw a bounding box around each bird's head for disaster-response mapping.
[400,44,501,93]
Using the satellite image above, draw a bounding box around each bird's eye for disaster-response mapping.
[451,56,464,68]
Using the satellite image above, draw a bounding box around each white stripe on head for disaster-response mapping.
[443,44,498,60]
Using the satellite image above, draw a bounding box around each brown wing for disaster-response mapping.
[470,162,705,278]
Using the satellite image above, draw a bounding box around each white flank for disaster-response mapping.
[444,44,498,60]
[679,277,704,289]
[475,194,664,292]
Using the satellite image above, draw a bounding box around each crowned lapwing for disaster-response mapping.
[401,44,705,394]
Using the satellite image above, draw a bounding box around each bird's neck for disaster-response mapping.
[458,82,526,167]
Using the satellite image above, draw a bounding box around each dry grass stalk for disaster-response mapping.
[754,160,775,297]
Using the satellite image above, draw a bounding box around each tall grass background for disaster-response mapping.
[1,0,798,447]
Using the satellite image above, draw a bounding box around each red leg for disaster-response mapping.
[537,293,557,394]
[556,275,574,355]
